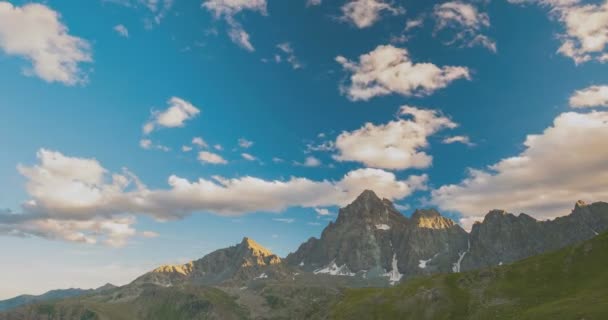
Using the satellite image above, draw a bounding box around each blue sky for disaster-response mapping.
[1,0,608,298]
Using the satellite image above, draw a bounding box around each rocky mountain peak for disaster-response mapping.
[575,200,588,209]
[483,209,511,221]
[345,189,385,211]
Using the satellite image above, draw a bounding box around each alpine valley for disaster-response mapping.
[2,190,608,320]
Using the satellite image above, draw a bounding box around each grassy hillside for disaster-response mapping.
[331,232,608,320]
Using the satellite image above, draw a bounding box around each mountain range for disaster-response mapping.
[1,190,607,319]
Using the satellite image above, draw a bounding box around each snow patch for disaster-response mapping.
[254,273,268,280]
[498,261,503,266]
[375,224,391,230]
[313,260,355,276]
[419,258,431,269]
[299,261,304,267]
[418,253,439,269]
[452,240,470,273]
[383,253,403,285]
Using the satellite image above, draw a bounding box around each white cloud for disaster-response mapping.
[238,138,254,148]
[569,85,608,108]
[192,137,208,148]
[273,218,295,224]
[182,146,193,152]
[228,24,255,52]
[301,156,322,167]
[307,0,322,7]
[333,106,457,170]
[433,2,496,52]
[431,111,608,230]
[0,2,92,85]
[139,139,169,152]
[198,151,228,164]
[214,144,223,150]
[340,0,404,29]
[509,0,608,64]
[202,0,266,52]
[106,0,174,26]
[336,44,470,101]
[0,149,140,247]
[272,157,284,163]
[276,42,302,69]
[314,208,332,216]
[140,139,152,149]
[202,0,266,17]
[442,135,474,146]
[113,24,129,37]
[241,153,256,161]
[306,140,335,153]
[1,149,427,245]
[143,97,200,134]
[406,17,424,31]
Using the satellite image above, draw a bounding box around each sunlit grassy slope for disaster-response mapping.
[331,232,608,320]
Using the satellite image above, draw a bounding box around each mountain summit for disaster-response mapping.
[135,237,282,287]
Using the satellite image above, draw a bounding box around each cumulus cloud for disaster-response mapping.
[143,97,200,134]
[198,151,228,164]
[333,106,457,170]
[340,0,404,29]
[0,149,141,247]
[509,0,608,64]
[113,24,129,37]
[336,44,470,101]
[569,85,608,108]
[297,156,322,167]
[202,0,267,52]
[431,111,608,229]
[307,0,322,7]
[0,149,427,245]
[0,2,92,85]
[433,2,496,52]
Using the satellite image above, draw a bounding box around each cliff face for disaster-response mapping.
[286,190,469,283]
[287,191,608,284]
